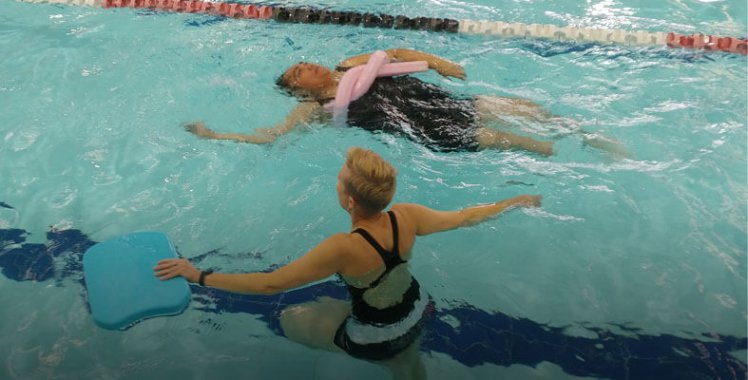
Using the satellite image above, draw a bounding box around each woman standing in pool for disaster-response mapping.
[184,48,562,155]
[154,147,541,379]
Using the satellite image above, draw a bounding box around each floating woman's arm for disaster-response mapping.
[386,48,466,79]
[336,48,465,79]
[335,53,374,70]
[183,101,323,144]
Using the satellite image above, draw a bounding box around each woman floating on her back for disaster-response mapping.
[154,147,541,379]
[184,48,627,156]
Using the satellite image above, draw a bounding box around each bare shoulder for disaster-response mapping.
[391,203,424,215]
[300,233,357,267]
[321,232,358,251]
[391,202,463,236]
[389,203,410,215]
[389,203,420,226]
[295,101,323,114]
[298,101,322,109]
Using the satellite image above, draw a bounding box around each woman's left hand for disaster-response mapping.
[436,62,466,80]
[154,258,201,283]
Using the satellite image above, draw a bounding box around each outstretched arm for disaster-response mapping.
[153,234,348,295]
[336,48,465,79]
[393,194,541,236]
[184,101,323,144]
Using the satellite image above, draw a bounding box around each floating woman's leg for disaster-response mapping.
[475,95,554,124]
[475,127,554,156]
[279,296,351,352]
[580,132,631,158]
[475,95,580,137]
[475,96,629,157]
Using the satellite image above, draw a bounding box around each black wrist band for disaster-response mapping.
[199,270,213,286]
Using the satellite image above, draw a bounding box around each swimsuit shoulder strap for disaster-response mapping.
[352,228,390,264]
[387,210,400,256]
[351,211,405,270]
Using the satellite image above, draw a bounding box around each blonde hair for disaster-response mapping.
[344,147,397,215]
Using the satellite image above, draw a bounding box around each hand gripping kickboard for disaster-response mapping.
[83,232,191,330]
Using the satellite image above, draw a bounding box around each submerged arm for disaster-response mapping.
[184,101,323,144]
[336,48,465,79]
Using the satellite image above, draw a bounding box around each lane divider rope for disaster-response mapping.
[22,0,747,55]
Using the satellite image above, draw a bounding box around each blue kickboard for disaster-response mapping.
[83,232,191,330]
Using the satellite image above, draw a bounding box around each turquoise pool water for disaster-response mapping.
[0,0,746,378]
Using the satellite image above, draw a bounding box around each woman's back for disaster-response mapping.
[339,208,418,309]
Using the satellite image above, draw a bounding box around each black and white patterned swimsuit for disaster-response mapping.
[333,211,430,360]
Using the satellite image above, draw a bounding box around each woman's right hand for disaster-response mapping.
[183,122,217,139]
[154,258,201,283]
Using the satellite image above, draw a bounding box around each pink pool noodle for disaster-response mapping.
[328,50,428,120]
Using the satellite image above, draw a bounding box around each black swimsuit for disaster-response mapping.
[345,76,480,152]
[333,211,430,360]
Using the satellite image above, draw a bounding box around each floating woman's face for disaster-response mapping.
[281,63,332,93]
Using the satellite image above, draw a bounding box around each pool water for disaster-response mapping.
[0,0,746,379]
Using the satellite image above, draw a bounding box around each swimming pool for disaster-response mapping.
[1,0,746,378]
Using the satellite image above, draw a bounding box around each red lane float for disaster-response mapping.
[103,0,272,19]
[667,33,747,55]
